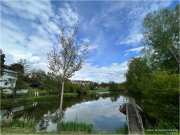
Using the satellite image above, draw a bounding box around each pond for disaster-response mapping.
[1,93,127,133]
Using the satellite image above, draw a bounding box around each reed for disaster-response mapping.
[60,121,93,133]
[1,117,35,128]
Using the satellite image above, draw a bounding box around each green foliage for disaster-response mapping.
[125,57,151,93]
[108,81,118,91]
[115,124,128,134]
[142,72,179,99]
[156,120,176,129]
[60,121,93,133]
[143,4,179,72]
[0,49,5,72]
[141,72,179,128]
[28,69,47,89]
[125,5,179,129]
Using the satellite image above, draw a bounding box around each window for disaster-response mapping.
[4,82,8,85]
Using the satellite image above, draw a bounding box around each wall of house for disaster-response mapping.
[0,69,17,88]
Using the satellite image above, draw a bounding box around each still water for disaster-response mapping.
[1,93,127,133]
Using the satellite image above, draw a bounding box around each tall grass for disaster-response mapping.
[60,121,93,133]
[1,117,35,128]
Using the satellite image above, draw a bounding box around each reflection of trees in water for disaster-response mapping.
[100,92,120,102]
[126,91,179,129]
[12,94,99,122]
[36,109,64,133]
[7,92,123,132]
[13,101,59,121]
[140,95,179,128]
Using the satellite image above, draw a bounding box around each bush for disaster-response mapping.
[115,124,128,134]
[141,71,179,128]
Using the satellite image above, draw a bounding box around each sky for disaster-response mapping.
[0,0,178,83]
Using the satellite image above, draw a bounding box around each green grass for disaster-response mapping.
[1,121,94,134]
[60,121,93,133]
[1,118,35,128]
[1,127,35,134]
[27,89,48,95]
[1,127,94,134]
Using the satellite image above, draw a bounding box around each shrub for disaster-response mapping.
[115,124,128,134]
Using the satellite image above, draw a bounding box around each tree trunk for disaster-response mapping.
[168,47,180,68]
[12,89,16,103]
[60,81,64,111]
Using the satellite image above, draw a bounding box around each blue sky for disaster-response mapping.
[0,0,178,82]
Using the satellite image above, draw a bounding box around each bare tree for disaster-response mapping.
[47,26,88,111]
[18,59,30,74]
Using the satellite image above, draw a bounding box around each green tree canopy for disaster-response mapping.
[125,57,151,93]
[143,4,179,72]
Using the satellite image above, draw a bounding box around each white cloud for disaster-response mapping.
[57,3,79,27]
[64,97,126,125]
[0,0,56,71]
[71,61,128,83]
[0,1,83,73]
[125,46,143,53]
[82,38,98,51]
[1,0,174,82]
[32,62,48,72]
[27,35,53,53]
[118,33,143,45]
[1,0,54,21]
[124,53,129,56]
[88,44,98,51]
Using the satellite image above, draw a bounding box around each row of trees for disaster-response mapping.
[1,51,122,97]
[125,5,179,128]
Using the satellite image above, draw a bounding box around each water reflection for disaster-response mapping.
[0,106,25,121]
[63,96,126,132]
[36,96,126,133]
[36,109,64,133]
[1,93,127,133]
[12,106,24,112]
[32,102,37,107]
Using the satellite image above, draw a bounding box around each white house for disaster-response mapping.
[71,80,94,86]
[0,66,18,89]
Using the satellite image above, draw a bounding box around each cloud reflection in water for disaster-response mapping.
[63,96,126,132]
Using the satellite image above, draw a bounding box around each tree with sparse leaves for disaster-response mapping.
[48,26,88,111]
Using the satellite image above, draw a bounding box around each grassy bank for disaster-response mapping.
[1,88,110,108]
[1,127,94,134]
[1,119,94,134]
[1,93,78,108]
